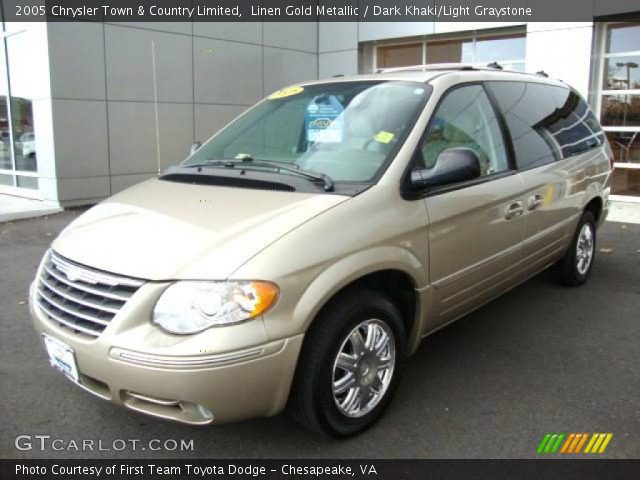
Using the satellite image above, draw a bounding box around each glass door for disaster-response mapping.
[0,12,40,196]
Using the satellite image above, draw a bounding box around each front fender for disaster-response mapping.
[292,245,427,335]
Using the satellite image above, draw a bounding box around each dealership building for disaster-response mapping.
[0,9,639,206]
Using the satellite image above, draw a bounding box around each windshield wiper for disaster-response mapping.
[185,157,335,192]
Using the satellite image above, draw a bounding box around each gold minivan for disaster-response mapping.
[30,66,612,437]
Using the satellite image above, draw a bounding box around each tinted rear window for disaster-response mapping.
[487,82,605,170]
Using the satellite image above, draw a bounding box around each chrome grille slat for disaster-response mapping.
[36,250,144,338]
[37,287,112,326]
[37,299,101,337]
[39,275,121,314]
[42,263,134,302]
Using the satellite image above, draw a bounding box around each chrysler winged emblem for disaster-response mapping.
[63,267,81,283]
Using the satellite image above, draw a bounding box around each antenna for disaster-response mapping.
[151,40,161,175]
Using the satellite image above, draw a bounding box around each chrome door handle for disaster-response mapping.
[527,194,543,210]
[504,201,524,220]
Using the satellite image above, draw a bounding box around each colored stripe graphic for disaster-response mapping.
[538,433,613,454]
[537,434,552,453]
[585,433,614,453]
[560,434,575,453]
[575,433,589,453]
[568,434,582,453]
[538,433,565,453]
[550,434,565,453]
[584,434,599,453]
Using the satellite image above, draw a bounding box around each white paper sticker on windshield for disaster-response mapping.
[305,96,344,143]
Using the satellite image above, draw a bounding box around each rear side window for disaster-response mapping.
[487,82,605,170]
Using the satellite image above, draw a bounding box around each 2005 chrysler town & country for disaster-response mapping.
[30,66,612,437]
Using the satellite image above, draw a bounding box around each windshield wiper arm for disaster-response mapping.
[238,157,335,192]
[185,157,335,192]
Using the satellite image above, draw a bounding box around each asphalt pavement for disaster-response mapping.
[1,210,638,459]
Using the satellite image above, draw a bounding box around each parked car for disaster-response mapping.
[18,131,36,158]
[29,66,612,437]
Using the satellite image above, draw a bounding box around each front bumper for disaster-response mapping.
[29,282,303,425]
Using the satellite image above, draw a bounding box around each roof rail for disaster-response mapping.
[375,62,560,82]
[376,63,475,74]
[377,61,509,74]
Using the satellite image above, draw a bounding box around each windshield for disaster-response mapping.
[182,81,431,183]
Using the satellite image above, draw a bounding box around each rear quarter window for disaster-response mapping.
[487,81,605,170]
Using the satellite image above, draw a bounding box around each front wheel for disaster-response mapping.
[288,289,406,437]
[554,210,597,286]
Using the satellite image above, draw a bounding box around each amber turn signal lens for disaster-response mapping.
[247,281,279,317]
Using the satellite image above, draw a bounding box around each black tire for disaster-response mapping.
[554,210,597,286]
[288,288,406,437]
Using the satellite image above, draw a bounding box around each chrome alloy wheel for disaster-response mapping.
[332,319,396,418]
[576,223,595,275]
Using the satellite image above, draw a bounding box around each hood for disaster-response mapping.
[53,178,349,280]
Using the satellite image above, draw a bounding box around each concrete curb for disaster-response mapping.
[0,206,64,223]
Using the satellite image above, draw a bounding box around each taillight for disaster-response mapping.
[609,152,615,173]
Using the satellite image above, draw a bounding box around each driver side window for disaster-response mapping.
[419,85,509,176]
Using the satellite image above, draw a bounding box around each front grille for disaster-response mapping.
[36,250,144,338]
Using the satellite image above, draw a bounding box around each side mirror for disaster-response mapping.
[190,141,202,155]
[410,148,481,190]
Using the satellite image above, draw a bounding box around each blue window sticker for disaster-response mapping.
[305,95,344,143]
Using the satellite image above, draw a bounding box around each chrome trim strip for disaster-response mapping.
[121,399,214,426]
[117,348,264,368]
[521,213,580,247]
[36,299,101,337]
[37,288,111,326]
[433,242,521,290]
[74,378,111,400]
[440,244,566,316]
[126,391,180,406]
[40,275,120,314]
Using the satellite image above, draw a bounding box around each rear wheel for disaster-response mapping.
[288,289,406,437]
[554,210,596,286]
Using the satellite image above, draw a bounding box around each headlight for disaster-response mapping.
[152,281,279,334]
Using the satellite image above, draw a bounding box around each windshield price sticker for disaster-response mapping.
[375,131,395,144]
[306,95,345,143]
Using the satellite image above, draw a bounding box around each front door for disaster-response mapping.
[417,84,527,329]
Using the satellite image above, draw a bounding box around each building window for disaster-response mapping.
[376,43,423,70]
[374,31,525,72]
[425,38,473,64]
[596,22,640,199]
[471,34,526,71]
[427,34,525,70]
